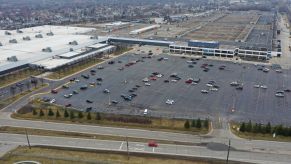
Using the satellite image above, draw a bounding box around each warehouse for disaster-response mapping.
[129,25,161,35]
[0,25,108,75]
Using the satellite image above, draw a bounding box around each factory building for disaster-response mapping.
[129,25,161,35]
[103,21,131,32]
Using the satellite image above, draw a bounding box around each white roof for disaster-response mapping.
[33,46,115,70]
[0,25,108,73]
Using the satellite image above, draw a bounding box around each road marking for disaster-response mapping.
[152,147,155,152]
[119,141,124,150]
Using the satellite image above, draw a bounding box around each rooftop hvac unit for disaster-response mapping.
[7,56,18,62]
[0,42,2,46]
[35,34,43,38]
[42,47,52,52]
[9,39,17,43]
[69,48,74,51]
[69,40,78,45]
[17,29,23,33]
[47,32,54,36]
[23,36,31,41]
[5,31,11,35]
[90,36,98,39]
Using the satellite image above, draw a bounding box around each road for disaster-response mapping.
[1,112,291,164]
[0,133,291,164]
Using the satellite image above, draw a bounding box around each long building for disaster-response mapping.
[0,25,112,75]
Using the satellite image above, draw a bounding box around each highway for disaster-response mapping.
[1,133,291,164]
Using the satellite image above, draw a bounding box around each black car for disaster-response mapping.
[96,78,103,81]
[284,89,291,92]
[86,107,92,112]
[164,80,170,83]
[86,100,93,103]
[136,85,141,88]
[236,86,243,90]
[90,69,96,73]
[188,65,194,68]
[80,85,88,90]
[81,74,90,79]
[108,61,115,64]
[130,93,137,97]
[111,100,119,104]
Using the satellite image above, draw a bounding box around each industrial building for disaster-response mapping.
[129,25,161,35]
[0,25,113,75]
[103,21,131,32]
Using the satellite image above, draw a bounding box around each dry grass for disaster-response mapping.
[1,146,225,164]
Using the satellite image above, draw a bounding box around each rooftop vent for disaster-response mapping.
[69,40,78,45]
[0,42,2,46]
[90,36,98,39]
[5,31,11,35]
[17,29,23,33]
[47,32,54,36]
[69,48,74,51]
[9,39,17,43]
[7,56,18,62]
[42,47,52,52]
[35,34,43,38]
[23,36,31,41]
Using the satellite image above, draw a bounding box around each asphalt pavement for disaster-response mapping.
[39,52,291,125]
[1,133,291,164]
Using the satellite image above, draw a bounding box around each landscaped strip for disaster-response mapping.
[12,100,210,135]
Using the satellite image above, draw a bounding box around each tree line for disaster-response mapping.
[184,118,209,129]
[239,121,291,137]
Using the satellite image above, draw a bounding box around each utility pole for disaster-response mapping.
[126,136,129,160]
[25,129,31,149]
[226,139,231,164]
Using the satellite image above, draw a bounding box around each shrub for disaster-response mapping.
[184,120,190,129]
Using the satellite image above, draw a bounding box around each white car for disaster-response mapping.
[166,99,175,105]
[263,68,269,72]
[201,90,209,93]
[163,58,169,60]
[142,78,149,82]
[171,79,177,83]
[206,83,213,87]
[254,84,260,88]
[275,69,282,73]
[75,79,80,82]
[191,82,198,85]
[50,99,56,103]
[156,74,163,78]
[145,83,151,86]
[260,85,267,89]
[275,93,284,97]
[210,87,218,91]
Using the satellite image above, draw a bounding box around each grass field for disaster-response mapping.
[0,126,195,146]
[46,58,104,80]
[12,100,209,135]
[1,146,239,164]
[0,68,42,88]
[0,84,48,110]
[230,123,291,142]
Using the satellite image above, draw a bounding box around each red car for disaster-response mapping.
[65,103,72,107]
[51,89,58,94]
[150,77,157,81]
[185,80,193,84]
[148,140,158,147]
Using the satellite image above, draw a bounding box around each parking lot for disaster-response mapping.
[41,52,291,125]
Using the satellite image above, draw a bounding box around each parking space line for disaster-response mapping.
[119,141,124,150]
